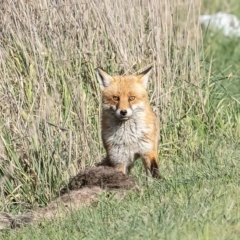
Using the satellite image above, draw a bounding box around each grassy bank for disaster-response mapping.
[1,0,240,239]
[2,141,240,239]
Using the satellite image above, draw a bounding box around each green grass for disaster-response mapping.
[1,141,240,239]
[1,0,240,239]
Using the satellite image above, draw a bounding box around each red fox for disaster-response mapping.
[96,67,160,179]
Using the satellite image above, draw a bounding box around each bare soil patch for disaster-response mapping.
[0,166,136,230]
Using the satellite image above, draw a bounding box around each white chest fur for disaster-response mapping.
[102,112,153,165]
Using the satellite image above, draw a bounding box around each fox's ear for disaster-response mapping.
[96,68,114,89]
[138,66,153,88]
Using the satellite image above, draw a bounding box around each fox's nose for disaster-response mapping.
[120,110,127,116]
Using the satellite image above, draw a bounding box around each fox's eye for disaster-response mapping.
[129,96,135,101]
[113,96,119,101]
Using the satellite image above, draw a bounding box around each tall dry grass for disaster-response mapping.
[0,0,207,209]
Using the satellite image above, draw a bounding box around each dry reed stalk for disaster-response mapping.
[0,0,202,207]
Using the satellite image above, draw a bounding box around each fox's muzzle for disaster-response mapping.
[116,108,133,120]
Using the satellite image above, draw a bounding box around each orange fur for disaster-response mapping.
[97,67,160,179]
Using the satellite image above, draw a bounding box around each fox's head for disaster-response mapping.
[97,67,152,121]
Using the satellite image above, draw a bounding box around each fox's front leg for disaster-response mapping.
[96,158,127,175]
[114,163,128,175]
[142,151,161,179]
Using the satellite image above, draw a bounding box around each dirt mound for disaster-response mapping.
[60,166,135,194]
[0,166,136,230]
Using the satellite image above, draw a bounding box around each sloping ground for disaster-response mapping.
[0,166,136,230]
